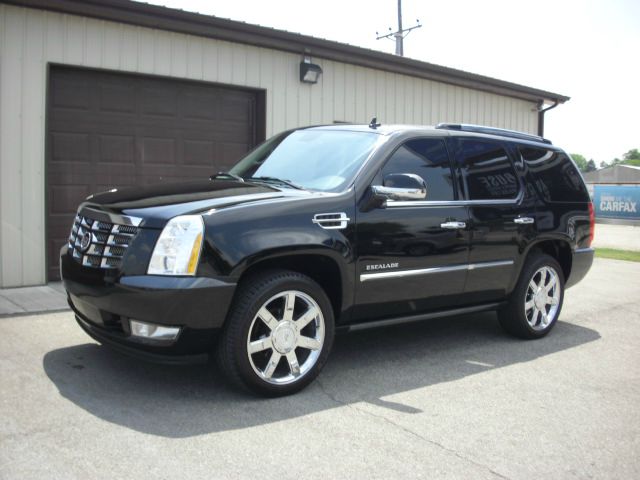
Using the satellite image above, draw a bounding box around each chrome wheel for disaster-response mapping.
[246,290,325,385]
[524,266,561,331]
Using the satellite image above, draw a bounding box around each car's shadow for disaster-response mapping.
[43,313,600,438]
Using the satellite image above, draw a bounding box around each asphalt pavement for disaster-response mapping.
[1,258,639,479]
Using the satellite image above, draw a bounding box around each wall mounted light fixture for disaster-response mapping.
[300,57,323,84]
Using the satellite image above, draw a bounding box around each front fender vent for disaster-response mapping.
[312,212,350,230]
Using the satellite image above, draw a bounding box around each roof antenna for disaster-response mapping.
[369,117,381,129]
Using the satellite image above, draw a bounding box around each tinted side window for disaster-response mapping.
[520,147,589,203]
[455,139,519,200]
[382,138,454,201]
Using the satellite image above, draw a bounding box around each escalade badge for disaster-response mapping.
[80,232,92,253]
[365,262,399,271]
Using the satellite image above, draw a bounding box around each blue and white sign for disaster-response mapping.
[593,185,640,220]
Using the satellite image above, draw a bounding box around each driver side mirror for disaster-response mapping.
[371,173,427,203]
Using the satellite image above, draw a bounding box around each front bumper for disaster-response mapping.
[61,248,236,359]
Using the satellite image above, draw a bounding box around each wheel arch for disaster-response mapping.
[233,251,349,323]
[522,238,573,283]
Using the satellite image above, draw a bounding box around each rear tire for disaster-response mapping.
[217,269,335,396]
[498,253,565,339]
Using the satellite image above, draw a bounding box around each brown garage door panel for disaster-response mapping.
[47,66,263,280]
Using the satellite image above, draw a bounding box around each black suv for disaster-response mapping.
[60,123,595,396]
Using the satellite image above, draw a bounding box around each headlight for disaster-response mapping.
[148,215,204,275]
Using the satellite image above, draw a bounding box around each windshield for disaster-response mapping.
[229,129,381,192]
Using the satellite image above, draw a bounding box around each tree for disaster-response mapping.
[572,150,639,170]
[599,150,640,169]
[623,148,640,161]
[571,154,596,172]
[621,149,640,166]
[602,158,622,169]
[571,153,588,172]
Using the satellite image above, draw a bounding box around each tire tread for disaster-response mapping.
[498,253,565,339]
[217,269,334,396]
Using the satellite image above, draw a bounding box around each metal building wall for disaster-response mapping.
[0,4,539,287]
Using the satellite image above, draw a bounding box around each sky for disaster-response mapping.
[141,0,639,165]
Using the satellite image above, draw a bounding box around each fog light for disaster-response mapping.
[130,320,180,342]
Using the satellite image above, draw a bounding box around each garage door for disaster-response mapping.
[47,66,263,280]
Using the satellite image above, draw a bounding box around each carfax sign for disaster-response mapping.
[593,185,640,220]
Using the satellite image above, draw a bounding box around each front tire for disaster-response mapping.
[498,253,565,339]
[217,269,335,396]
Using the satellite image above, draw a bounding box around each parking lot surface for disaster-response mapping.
[1,258,639,479]
[592,222,640,251]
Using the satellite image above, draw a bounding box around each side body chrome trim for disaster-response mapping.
[312,212,350,230]
[359,259,514,282]
[467,260,514,270]
[386,190,524,208]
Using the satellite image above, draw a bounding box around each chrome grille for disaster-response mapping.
[68,213,138,270]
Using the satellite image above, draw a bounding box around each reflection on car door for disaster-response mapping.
[450,138,537,304]
[353,137,470,323]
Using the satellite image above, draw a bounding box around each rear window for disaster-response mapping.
[520,147,589,203]
[455,139,519,200]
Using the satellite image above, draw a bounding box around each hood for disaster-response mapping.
[81,179,309,228]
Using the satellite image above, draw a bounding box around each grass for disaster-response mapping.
[595,248,640,262]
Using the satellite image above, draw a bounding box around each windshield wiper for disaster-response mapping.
[249,176,305,190]
[210,171,245,182]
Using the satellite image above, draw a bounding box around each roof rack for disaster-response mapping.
[435,123,552,145]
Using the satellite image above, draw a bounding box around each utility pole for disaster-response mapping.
[395,0,403,56]
[376,0,421,57]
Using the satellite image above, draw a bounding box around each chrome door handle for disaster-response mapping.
[513,217,535,225]
[440,221,466,230]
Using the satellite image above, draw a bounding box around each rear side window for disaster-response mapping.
[455,139,519,200]
[520,147,589,203]
[381,138,454,201]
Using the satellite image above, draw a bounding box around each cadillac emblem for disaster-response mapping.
[80,231,92,253]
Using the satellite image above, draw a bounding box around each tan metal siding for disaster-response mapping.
[0,4,539,287]
[1,7,27,286]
